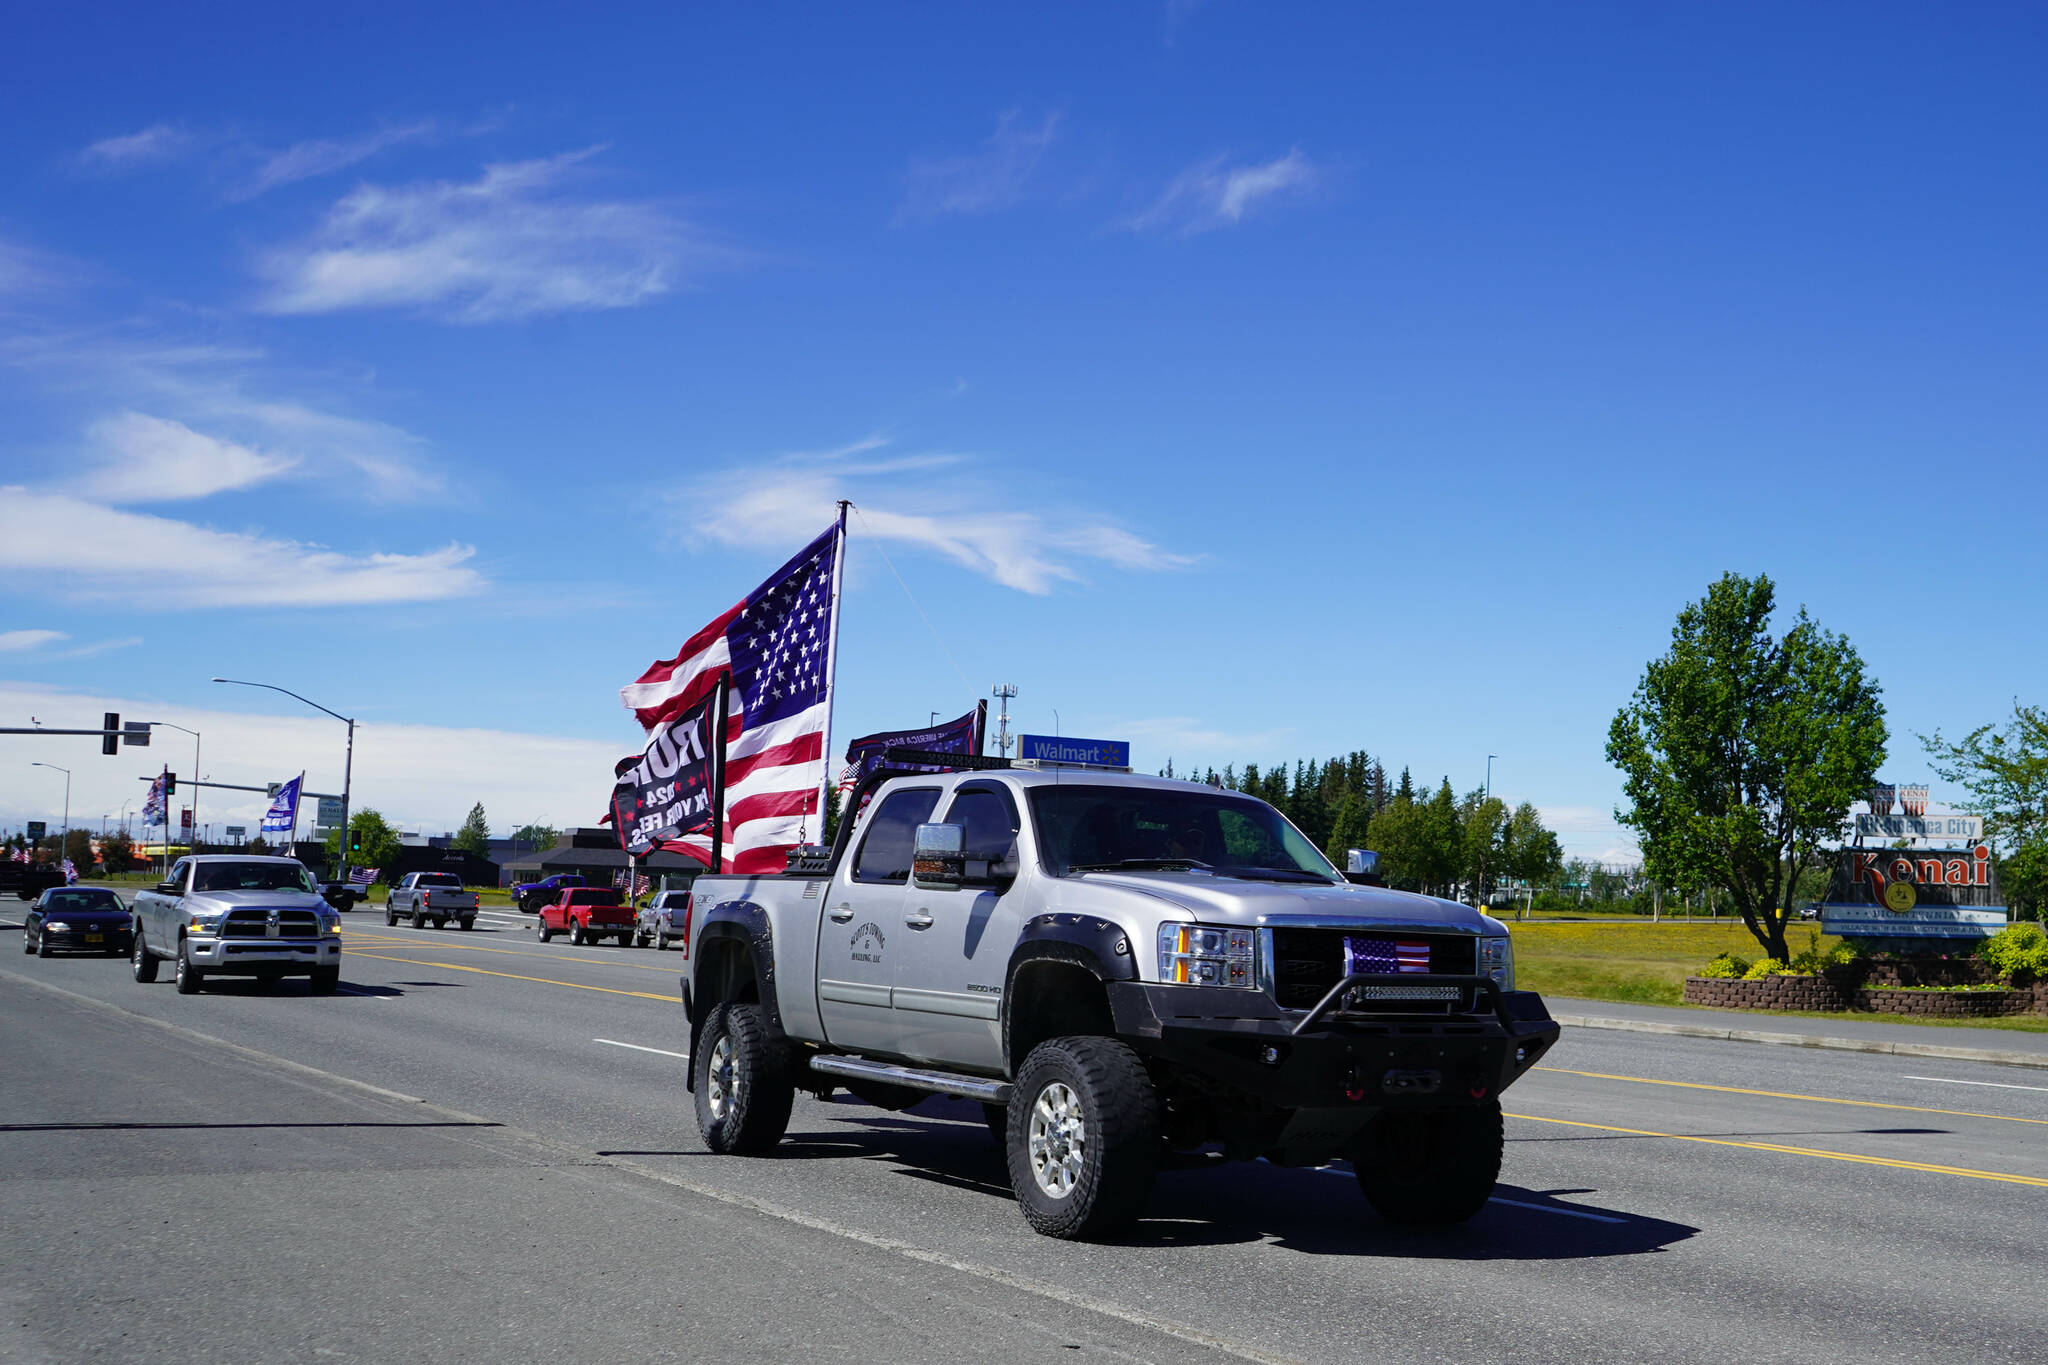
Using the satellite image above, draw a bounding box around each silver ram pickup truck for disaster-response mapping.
[131,854,343,995]
[680,759,1560,1240]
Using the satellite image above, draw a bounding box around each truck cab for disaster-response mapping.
[681,761,1560,1239]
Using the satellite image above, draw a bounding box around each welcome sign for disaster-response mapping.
[1820,846,2007,940]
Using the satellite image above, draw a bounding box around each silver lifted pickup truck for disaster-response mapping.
[131,855,342,995]
[680,758,1560,1239]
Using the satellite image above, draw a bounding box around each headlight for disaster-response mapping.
[45,921,70,933]
[327,920,343,934]
[1479,934,1513,990]
[188,916,220,933]
[1157,923,1257,988]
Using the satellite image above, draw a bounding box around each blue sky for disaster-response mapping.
[4,2,2044,855]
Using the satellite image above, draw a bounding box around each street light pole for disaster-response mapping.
[1485,755,1497,803]
[211,679,356,878]
[31,762,70,869]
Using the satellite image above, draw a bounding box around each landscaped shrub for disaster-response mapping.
[1742,958,1799,979]
[1698,952,1750,979]
[1978,922,2048,982]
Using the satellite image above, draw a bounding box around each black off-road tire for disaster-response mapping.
[1005,1036,1160,1240]
[174,941,204,995]
[1350,1101,1503,1227]
[693,1003,796,1155]
[412,908,428,930]
[132,933,158,983]
[569,922,586,946]
[309,965,340,995]
[385,904,398,927]
[459,918,474,931]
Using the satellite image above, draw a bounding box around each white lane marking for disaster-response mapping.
[1485,1196,1627,1224]
[594,1037,690,1061]
[1903,1074,2048,1094]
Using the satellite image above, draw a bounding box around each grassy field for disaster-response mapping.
[1509,920,1838,1006]
[1509,920,2048,1033]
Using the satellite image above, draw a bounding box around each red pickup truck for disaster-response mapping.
[535,887,635,946]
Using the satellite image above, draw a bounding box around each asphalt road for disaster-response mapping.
[4,901,2045,1364]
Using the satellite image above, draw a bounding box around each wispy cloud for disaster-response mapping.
[900,111,1061,220]
[258,149,697,322]
[674,439,1192,594]
[0,630,66,652]
[233,121,436,200]
[81,412,298,501]
[1122,149,1320,234]
[80,123,188,169]
[4,331,440,501]
[0,486,484,608]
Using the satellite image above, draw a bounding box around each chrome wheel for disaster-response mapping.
[706,1031,741,1121]
[1027,1081,1086,1200]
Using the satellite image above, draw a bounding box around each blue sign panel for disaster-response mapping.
[1821,904,2008,940]
[1018,734,1130,768]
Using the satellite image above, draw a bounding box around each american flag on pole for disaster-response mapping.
[619,522,843,874]
[348,867,377,887]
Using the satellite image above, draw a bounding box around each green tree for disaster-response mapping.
[332,808,403,879]
[1923,699,2048,921]
[1324,792,1373,867]
[99,830,137,873]
[1460,790,1509,905]
[453,802,492,857]
[1502,802,1564,888]
[62,828,96,873]
[511,823,559,851]
[1365,795,1423,891]
[1607,572,1886,962]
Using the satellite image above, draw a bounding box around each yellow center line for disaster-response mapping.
[1534,1066,2048,1127]
[340,931,682,974]
[1506,1112,2048,1188]
[345,950,682,1004]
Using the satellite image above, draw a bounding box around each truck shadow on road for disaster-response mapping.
[763,1098,1697,1260]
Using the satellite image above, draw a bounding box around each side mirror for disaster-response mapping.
[155,881,179,896]
[912,823,966,890]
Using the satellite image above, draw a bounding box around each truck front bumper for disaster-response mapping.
[1105,977,1559,1113]
[186,936,340,974]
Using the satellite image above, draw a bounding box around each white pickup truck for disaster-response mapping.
[384,871,479,930]
[679,757,1560,1240]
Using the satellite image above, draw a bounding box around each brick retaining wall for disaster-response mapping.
[1683,976,2044,1017]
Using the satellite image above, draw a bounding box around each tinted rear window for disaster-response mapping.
[417,874,463,888]
[568,889,622,905]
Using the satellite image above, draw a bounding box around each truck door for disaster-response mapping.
[890,783,1021,1072]
[150,858,192,951]
[815,785,941,1055]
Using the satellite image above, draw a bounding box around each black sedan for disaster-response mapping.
[22,887,133,958]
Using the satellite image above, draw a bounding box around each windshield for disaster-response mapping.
[193,861,317,894]
[44,889,123,913]
[1027,785,1340,883]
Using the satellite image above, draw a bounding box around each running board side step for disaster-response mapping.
[807,1054,1012,1105]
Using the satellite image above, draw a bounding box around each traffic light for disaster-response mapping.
[103,712,120,756]
[349,829,364,854]
[163,772,176,795]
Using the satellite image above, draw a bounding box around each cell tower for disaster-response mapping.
[992,683,1018,758]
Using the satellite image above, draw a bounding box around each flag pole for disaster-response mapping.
[973,699,988,756]
[814,501,850,843]
[710,674,729,874]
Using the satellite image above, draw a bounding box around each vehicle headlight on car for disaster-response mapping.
[1157,923,1257,988]
[1479,933,1514,990]
[44,921,70,933]
[188,914,222,933]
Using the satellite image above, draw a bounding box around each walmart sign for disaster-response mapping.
[1018,734,1130,768]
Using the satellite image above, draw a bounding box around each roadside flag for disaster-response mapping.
[261,774,304,834]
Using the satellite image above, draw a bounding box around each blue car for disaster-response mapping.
[23,886,133,958]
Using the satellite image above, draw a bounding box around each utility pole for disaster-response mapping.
[31,763,70,870]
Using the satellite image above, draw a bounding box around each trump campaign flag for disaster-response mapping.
[618,515,845,874]
[261,774,304,834]
[610,680,726,860]
[140,773,167,828]
[837,703,986,797]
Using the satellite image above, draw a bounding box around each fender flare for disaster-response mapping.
[1001,914,1139,1067]
[684,899,781,1089]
